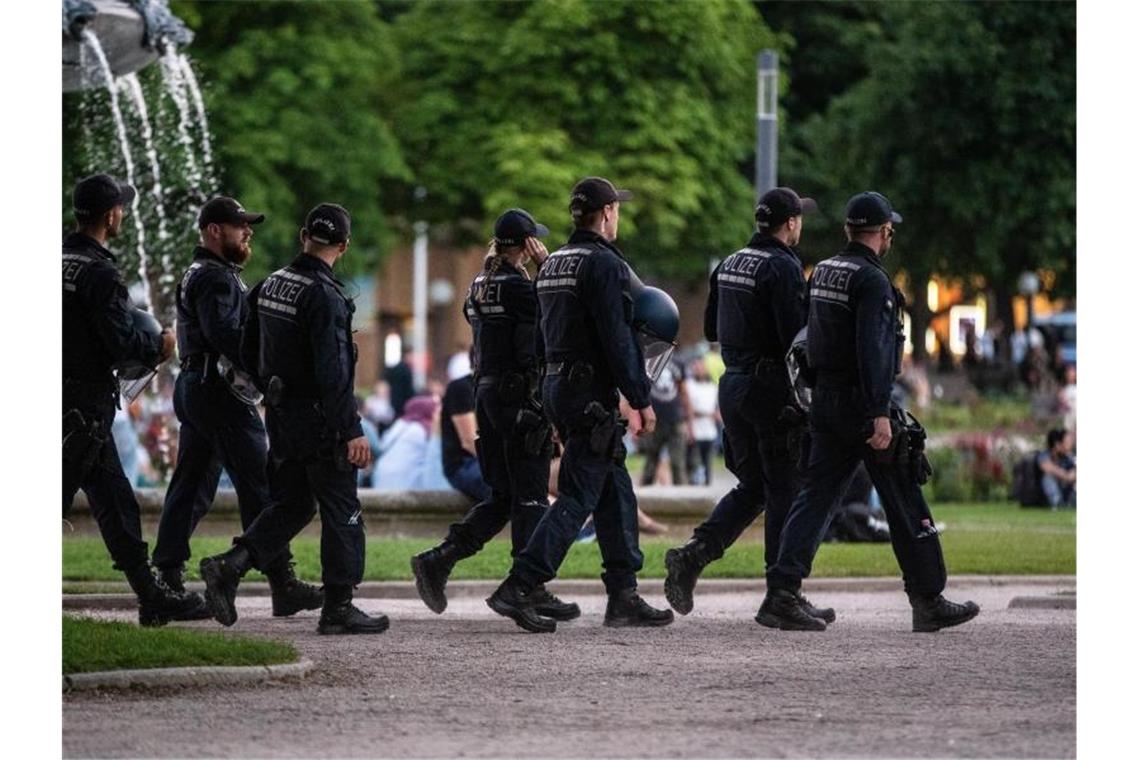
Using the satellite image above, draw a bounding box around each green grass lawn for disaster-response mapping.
[63,502,1074,583]
[63,615,297,674]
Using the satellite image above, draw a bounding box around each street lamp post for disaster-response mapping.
[755,50,779,199]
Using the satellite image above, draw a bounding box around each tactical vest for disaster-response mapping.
[714,244,796,363]
[175,255,247,359]
[464,263,535,376]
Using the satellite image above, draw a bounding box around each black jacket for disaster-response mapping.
[805,241,904,419]
[175,246,249,367]
[241,253,363,442]
[535,229,651,409]
[62,232,162,385]
[464,258,538,376]
[704,233,806,367]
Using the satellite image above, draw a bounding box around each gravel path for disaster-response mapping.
[64,579,1075,758]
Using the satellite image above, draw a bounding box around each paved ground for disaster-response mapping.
[63,579,1075,758]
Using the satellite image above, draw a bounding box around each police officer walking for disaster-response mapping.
[63,173,202,626]
[411,209,578,621]
[151,197,322,618]
[757,191,980,632]
[486,177,674,633]
[664,187,832,625]
[199,203,389,635]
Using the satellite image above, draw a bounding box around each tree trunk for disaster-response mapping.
[992,279,1017,362]
[908,266,932,362]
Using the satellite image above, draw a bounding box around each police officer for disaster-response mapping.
[411,209,578,621]
[757,191,980,632]
[486,177,674,633]
[199,203,389,635]
[663,187,833,624]
[63,173,202,626]
[151,197,323,618]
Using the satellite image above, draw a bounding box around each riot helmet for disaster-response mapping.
[115,308,162,404]
[785,326,812,413]
[632,285,680,383]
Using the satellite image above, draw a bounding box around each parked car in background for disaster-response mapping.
[1034,311,1076,365]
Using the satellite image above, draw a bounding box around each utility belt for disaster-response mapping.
[180,352,221,380]
[724,356,782,376]
[544,359,598,394]
[870,404,933,486]
[476,370,538,406]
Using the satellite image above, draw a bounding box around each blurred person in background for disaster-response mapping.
[440,372,491,501]
[638,355,693,488]
[1058,364,1076,433]
[385,346,415,417]
[363,380,396,434]
[373,395,439,490]
[1038,428,1076,509]
[685,358,720,485]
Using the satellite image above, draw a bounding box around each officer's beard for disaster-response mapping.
[222,239,252,266]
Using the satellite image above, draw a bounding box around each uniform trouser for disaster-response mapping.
[445,385,550,559]
[63,393,149,573]
[511,378,643,595]
[767,384,947,597]
[153,371,291,573]
[639,419,686,486]
[693,370,800,572]
[236,409,365,587]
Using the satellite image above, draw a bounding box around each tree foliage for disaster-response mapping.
[389,0,781,277]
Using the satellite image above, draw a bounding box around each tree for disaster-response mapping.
[798,1,1076,357]
[389,0,782,278]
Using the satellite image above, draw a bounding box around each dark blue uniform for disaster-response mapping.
[510,229,651,595]
[62,232,162,571]
[696,233,806,571]
[767,241,946,597]
[234,254,366,588]
[442,258,549,557]
[152,248,292,576]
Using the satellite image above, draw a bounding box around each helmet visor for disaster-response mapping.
[118,368,156,405]
[638,332,677,383]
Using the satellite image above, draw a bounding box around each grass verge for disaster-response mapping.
[62,616,297,674]
[63,502,1074,583]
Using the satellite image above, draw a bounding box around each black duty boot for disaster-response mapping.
[604,589,675,628]
[317,585,390,635]
[797,591,836,624]
[755,589,828,631]
[911,594,980,633]
[486,577,556,633]
[125,564,207,627]
[663,538,715,615]
[265,562,324,618]
[154,565,213,621]
[199,545,252,627]
[410,542,462,614]
[531,585,581,621]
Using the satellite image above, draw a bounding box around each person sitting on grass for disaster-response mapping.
[1037,428,1076,509]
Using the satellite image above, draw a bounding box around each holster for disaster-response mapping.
[62,408,105,514]
[516,401,553,459]
[582,401,626,462]
[874,405,933,485]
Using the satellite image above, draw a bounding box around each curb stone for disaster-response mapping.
[63,658,314,692]
[63,575,1076,611]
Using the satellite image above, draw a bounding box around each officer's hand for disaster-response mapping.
[159,329,176,362]
[524,237,549,266]
[346,436,371,468]
[866,416,892,451]
[628,405,656,438]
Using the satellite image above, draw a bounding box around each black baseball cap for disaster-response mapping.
[493,208,549,247]
[198,196,265,228]
[845,191,903,228]
[569,177,633,213]
[754,187,818,229]
[73,173,136,221]
[304,203,351,245]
